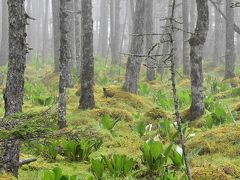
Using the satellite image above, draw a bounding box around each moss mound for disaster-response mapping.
[145,107,172,120]
[94,108,133,121]
[192,165,231,180]
[187,124,240,157]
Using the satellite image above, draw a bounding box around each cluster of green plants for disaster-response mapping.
[41,167,79,180]
[140,140,186,179]
[62,138,102,161]
[24,82,55,106]
[153,90,174,110]
[206,75,231,94]
[91,154,134,179]
[138,83,151,96]
[100,115,120,131]
[25,138,102,162]
[205,100,238,128]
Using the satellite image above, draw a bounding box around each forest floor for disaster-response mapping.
[0,57,240,180]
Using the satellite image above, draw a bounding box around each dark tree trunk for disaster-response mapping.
[52,0,60,72]
[1,0,28,177]
[145,0,155,81]
[189,0,209,120]
[123,0,145,94]
[80,0,95,109]
[224,0,235,79]
[0,0,9,66]
[74,0,81,78]
[58,0,71,129]
[97,0,108,58]
[182,0,190,75]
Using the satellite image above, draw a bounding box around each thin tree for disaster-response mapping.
[182,0,190,76]
[0,0,8,66]
[58,0,71,129]
[74,0,81,77]
[224,0,235,79]
[123,0,145,93]
[79,0,95,109]
[1,0,29,176]
[52,0,60,72]
[213,0,223,67]
[145,0,155,81]
[189,0,209,120]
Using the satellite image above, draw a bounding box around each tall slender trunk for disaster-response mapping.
[0,0,9,66]
[52,0,60,72]
[189,0,209,120]
[182,0,190,75]
[97,0,108,58]
[58,0,71,129]
[213,0,222,67]
[1,0,28,176]
[110,0,121,65]
[42,0,49,60]
[145,0,155,81]
[123,0,145,94]
[74,0,81,77]
[224,0,235,79]
[80,0,95,109]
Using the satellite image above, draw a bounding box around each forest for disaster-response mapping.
[0,0,240,179]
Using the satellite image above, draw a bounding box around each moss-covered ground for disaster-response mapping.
[0,58,240,179]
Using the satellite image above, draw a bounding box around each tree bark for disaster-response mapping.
[182,0,190,75]
[110,0,121,65]
[97,0,108,58]
[0,0,9,66]
[189,0,209,120]
[123,0,145,93]
[80,0,95,109]
[145,0,155,81]
[1,0,28,176]
[74,0,81,78]
[52,0,60,72]
[213,0,222,67]
[58,0,71,129]
[224,0,235,79]
[42,0,49,60]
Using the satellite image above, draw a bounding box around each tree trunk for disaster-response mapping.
[110,0,121,65]
[145,0,155,81]
[42,0,49,60]
[213,0,222,67]
[66,0,76,69]
[80,0,95,109]
[224,0,235,79]
[97,0,108,58]
[58,0,72,129]
[1,0,28,176]
[189,0,209,120]
[74,0,81,78]
[182,0,190,75]
[52,0,60,72]
[123,0,145,94]
[0,0,9,66]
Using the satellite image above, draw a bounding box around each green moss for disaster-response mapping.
[192,165,231,180]
[187,124,240,157]
[145,107,172,120]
